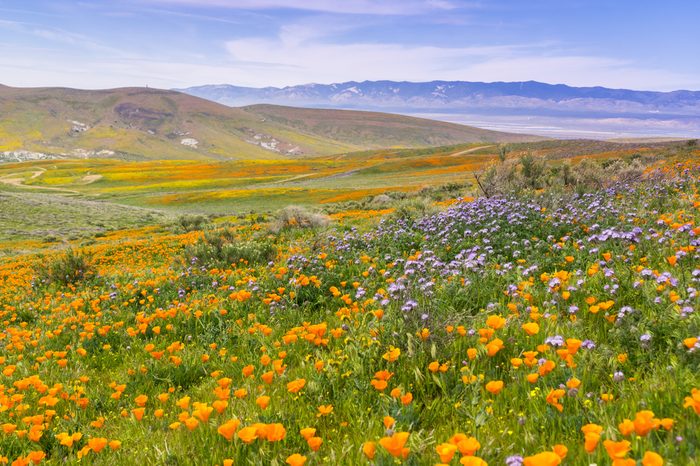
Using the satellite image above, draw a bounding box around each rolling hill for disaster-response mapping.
[242,104,536,147]
[0,85,540,161]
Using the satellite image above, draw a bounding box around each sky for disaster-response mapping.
[0,0,698,91]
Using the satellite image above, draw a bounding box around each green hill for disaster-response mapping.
[241,104,541,147]
[0,85,541,160]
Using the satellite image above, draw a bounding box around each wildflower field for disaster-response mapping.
[0,156,699,465]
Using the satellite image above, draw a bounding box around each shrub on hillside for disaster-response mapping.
[175,214,209,232]
[269,206,329,233]
[477,156,651,197]
[183,228,276,267]
[388,197,438,222]
[37,248,94,286]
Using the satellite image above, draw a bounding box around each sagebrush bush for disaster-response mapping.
[269,206,329,233]
[477,156,651,197]
[175,214,208,232]
[37,248,93,286]
[388,197,438,222]
[183,228,276,267]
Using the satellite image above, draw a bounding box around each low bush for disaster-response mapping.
[477,156,652,197]
[269,205,329,233]
[175,214,209,232]
[37,248,94,286]
[183,228,276,267]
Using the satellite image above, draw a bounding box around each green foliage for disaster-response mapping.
[175,214,209,232]
[37,248,93,286]
[183,228,276,267]
[388,197,438,222]
[498,144,510,162]
[478,156,652,197]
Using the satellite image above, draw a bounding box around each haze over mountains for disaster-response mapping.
[179,80,700,139]
[0,85,537,162]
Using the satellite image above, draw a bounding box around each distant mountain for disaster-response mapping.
[178,80,700,117]
[0,85,538,161]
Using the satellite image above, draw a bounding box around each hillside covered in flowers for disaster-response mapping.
[1,160,699,466]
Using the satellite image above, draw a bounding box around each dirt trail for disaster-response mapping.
[0,168,80,194]
[447,145,495,157]
[270,173,312,184]
[81,174,103,184]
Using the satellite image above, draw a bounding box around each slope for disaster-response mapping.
[0,85,540,161]
[242,104,540,147]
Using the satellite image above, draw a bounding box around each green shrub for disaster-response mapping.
[388,197,438,222]
[175,215,208,232]
[183,228,276,267]
[37,248,94,286]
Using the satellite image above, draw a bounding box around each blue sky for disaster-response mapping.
[0,0,698,90]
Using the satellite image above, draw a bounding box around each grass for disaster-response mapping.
[0,191,167,254]
[0,152,698,465]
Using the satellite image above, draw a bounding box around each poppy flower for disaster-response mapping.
[217,419,240,441]
[237,426,258,444]
[683,388,700,415]
[485,380,504,395]
[603,440,631,459]
[362,441,376,459]
[383,346,401,362]
[256,396,270,410]
[379,431,410,459]
[307,436,323,451]
[317,404,333,417]
[522,322,540,336]
[455,436,480,456]
[87,437,108,453]
[633,410,660,436]
[286,453,307,466]
[287,378,306,394]
[436,443,458,463]
[263,423,286,442]
[642,451,664,466]
[460,457,488,466]
[523,451,561,466]
[619,419,634,436]
[486,315,505,330]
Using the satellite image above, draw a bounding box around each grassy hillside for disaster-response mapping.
[0,155,698,465]
[242,104,540,147]
[0,86,541,161]
[1,139,693,254]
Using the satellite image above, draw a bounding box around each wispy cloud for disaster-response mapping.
[0,0,697,91]
[140,0,459,15]
[222,31,698,91]
[0,18,124,55]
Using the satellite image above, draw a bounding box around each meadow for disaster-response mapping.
[0,142,698,465]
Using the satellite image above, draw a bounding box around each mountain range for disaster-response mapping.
[178,80,700,138]
[179,80,700,116]
[0,85,538,162]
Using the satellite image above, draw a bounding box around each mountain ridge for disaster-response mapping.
[178,80,700,116]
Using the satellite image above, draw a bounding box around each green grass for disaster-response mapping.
[0,191,167,252]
